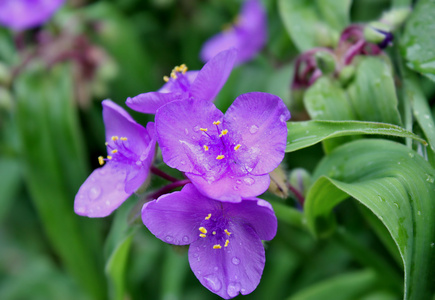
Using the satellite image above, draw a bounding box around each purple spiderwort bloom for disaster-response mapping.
[126,48,237,114]
[74,100,156,217]
[0,0,64,31]
[142,183,277,299]
[155,92,290,202]
[200,0,267,65]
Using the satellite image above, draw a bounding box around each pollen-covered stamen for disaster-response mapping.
[213,244,222,249]
[224,239,230,247]
[216,154,225,160]
[199,227,207,234]
[219,129,228,137]
[199,213,233,250]
[200,128,208,132]
[111,136,119,141]
[98,156,105,165]
[111,149,118,154]
[203,145,209,151]
[234,144,241,151]
[165,64,189,81]
[205,213,211,220]
[224,229,231,236]
[213,120,221,125]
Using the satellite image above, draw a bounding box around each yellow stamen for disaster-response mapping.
[224,229,231,236]
[107,156,112,160]
[234,144,241,151]
[199,227,207,234]
[224,239,230,247]
[105,142,108,146]
[213,120,221,125]
[163,76,169,82]
[98,156,105,166]
[120,137,128,141]
[219,129,228,137]
[111,136,119,141]
[199,234,206,238]
[213,244,222,249]
[200,128,208,132]
[212,231,216,235]
[203,145,209,151]
[111,149,118,154]
[216,155,225,160]
[205,213,211,220]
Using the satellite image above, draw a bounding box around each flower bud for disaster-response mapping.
[315,51,336,75]
[381,7,411,30]
[339,65,355,87]
[289,168,311,197]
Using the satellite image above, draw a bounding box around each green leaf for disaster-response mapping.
[278,0,351,52]
[286,120,426,152]
[15,64,106,300]
[305,139,435,299]
[347,57,402,126]
[401,0,435,81]
[403,76,435,167]
[0,158,21,223]
[288,270,380,300]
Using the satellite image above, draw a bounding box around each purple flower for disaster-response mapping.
[155,92,290,202]
[74,100,156,218]
[200,0,267,65]
[126,48,237,114]
[142,183,277,299]
[0,0,64,31]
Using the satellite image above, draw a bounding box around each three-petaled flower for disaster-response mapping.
[126,48,237,114]
[200,0,267,65]
[142,183,277,299]
[155,92,290,202]
[74,100,156,217]
[0,0,65,31]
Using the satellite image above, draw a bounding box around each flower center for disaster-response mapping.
[98,136,141,167]
[163,64,191,92]
[197,213,232,250]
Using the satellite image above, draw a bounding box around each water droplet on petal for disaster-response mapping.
[213,266,219,271]
[233,185,240,191]
[185,128,189,135]
[75,206,85,213]
[182,236,189,243]
[231,257,240,265]
[79,194,84,199]
[136,160,142,166]
[418,211,421,216]
[180,160,186,165]
[105,200,111,206]
[249,125,259,134]
[236,179,242,185]
[409,153,414,158]
[116,183,124,191]
[243,177,255,186]
[165,235,174,242]
[193,125,200,132]
[203,275,222,292]
[88,187,101,200]
[227,282,241,298]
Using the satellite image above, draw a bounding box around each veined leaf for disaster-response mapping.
[305,139,435,299]
[286,120,426,152]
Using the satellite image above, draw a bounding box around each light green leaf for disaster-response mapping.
[305,139,435,299]
[288,270,379,300]
[401,0,435,81]
[347,57,402,126]
[278,0,351,52]
[0,158,21,223]
[286,120,426,152]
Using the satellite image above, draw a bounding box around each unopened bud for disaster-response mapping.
[339,65,355,87]
[289,168,311,197]
[315,51,336,75]
[381,7,411,30]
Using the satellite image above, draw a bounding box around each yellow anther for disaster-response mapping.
[120,137,128,141]
[199,227,207,234]
[111,149,118,154]
[213,120,221,125]
[224,239,230,247]
[216,155,225,160]
[200,128,208,132]
[107,156,112,160]
[163,76,169,82]
[98,156,105,166]
[205,213,211,220]
[105,142,108,146]
[234,144,241,151]
[203,145,209,151]
[219,129,228,137]
[111,136,119,141]
[199,234,206,238]
[213,244,222,249]
[170,71,177,79]
[212,231,216,235]
[224,229,231,236]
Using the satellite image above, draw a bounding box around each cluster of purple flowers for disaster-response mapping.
[73,0,289,298]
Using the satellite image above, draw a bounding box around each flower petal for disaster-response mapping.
[102,100,149,154]
[126,91,188,114]
[159,71,199,93]
[226,199,277,240]
[155,98,224,175]
[74,164,130,218]
[190,48,237,101]
[224,92,290,176]
[200,31,240,64]
[142,184,218,245]
[186,171,270,202]
[189,222,265,299]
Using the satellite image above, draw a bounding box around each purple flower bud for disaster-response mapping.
[74,100,156,217]
[142,183,277,299]
[0,0,64,31]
